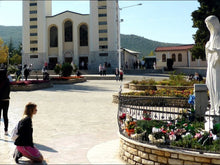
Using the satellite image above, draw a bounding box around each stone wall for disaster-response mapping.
[119,134,220,165]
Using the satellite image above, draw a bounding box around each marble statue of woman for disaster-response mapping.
[205,15,220,129]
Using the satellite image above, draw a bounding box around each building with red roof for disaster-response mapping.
[155,44,207,69]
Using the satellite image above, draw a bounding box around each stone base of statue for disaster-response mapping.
[205,110,220,132]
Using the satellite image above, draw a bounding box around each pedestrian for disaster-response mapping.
[0,69,10,135]
[99,64,102,76]
[115,68,119,81]
[153,62,157,70]
[23,65,30,81]
[13,102,44,164]
[103,64,106,76]
[119,68,124,81]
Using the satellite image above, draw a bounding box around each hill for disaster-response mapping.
[0,25,181,58]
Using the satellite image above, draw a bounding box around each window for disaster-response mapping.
[162,54,166,62]
[98,13,107,17]
[50,26,58,47]
[178,53,182,62]
[30,25,37,29]
[30,10,37,14]
[30,3,37,6]
[99,38,108,41]
[30,33,37,36]
[98,6,107,9]
[99,29,107,33]
[80,25,88,46]
[30,40,38,44]
[30,48,38,51]
[30,55,38,58]
[172,53,176,62]
[99,45,108,49]
[99,21,107,25]
[30,18,37,21]
[99,53,108,56]
[64,21,72,42]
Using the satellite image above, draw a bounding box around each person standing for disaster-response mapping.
[119,68,124,81]
[0,69,10,135]
[99,64,102,76]
[13,102,44,163]
[115,68,119,81]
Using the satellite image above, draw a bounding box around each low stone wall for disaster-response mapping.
[119,134,220,165]
[112,94,190,108]
[156,85,193,91]
[129,83,157,90]
[11,82,53,91]
[50,78,87,84]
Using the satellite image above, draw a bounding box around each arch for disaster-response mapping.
[162,54,166,62]
[79,24,88,46]
[172,53,176,62]
[178,53,182,62]
[64,20,73,42]
[50,26,58,47]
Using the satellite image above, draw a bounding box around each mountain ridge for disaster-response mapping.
[0,25,182,58]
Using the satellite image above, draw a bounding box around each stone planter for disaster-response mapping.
[50,77,86,84]
[156,85,193,91]
[129,83,157,91]
[119,134,220,165]
[10,82,53,91]
[112,94,190,108]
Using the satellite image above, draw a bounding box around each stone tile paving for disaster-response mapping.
[0,75,168,164]
[0,80,128,164]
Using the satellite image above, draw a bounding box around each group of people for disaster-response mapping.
[0,69,44,163]
[115,68,124,81]
[98,64,107,76]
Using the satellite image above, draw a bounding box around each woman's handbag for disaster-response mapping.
[11,123,19,141]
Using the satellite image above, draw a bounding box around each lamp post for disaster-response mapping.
[117,2,142,69]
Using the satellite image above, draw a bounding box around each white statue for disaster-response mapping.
[205,15,220,130]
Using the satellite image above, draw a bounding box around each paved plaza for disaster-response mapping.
[0,74,168,164]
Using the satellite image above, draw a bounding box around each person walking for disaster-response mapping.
[0,69,10,135]
[115,68,119,81]
[13,102,44,163]
[119,68,124,81]
[99,64,103,76]
[23,64,30,81]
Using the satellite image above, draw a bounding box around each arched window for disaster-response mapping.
[178,53,182,62]
[80,24,88,46]
[162,54,166,62]
[50,26,58,47]
[172,53,176,62]
[64,21,72,42]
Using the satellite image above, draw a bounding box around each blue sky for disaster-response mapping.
[0,1,200,44]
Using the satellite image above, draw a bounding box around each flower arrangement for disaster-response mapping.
[50,76,84,81]
[10,80,50,85]
[123,88,193,98]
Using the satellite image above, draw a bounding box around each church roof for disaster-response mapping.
[46,10,89,18]
[155,44,194,52]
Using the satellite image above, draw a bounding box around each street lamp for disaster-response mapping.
[117,2,142,69]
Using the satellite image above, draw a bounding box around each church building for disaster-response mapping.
[22,0,119,70]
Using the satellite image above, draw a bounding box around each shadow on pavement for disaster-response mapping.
[19,160,47,165]
[35,143,58,153]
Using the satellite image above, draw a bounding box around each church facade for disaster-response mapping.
[22,0,119,70]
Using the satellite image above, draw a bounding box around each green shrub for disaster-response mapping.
[61,63,73,77]
[54,64,61,75]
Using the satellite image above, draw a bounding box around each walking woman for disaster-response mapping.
[0,69,10,135]
[13,102,43,163]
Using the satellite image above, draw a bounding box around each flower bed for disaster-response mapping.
[129,83,157,90]
[50,76,86,84]
[10,80,53,91]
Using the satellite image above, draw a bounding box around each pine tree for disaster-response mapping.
[191,0,220,59]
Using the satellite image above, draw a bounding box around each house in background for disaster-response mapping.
[121,48,139,69]
[155,44,207,69]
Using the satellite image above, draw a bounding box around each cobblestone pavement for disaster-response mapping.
[0,75,168,164]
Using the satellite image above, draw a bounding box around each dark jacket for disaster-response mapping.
[15,116,34,147]
[0,70,10,100]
